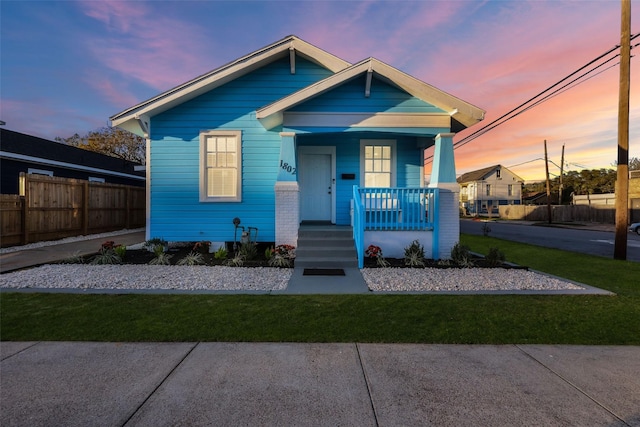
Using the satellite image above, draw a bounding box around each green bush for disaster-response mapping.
[450,242,475,267]
[485,247,505,267]
[404,240,425,267]
[214,246,228,260]
[177,252,205,266]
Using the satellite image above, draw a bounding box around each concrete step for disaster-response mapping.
[295,258,358,269]
[297,228,353,239]
[296,246,357,259]
[297,236,355,247]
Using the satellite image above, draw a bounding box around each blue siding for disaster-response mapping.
[290,75,446,114]
[148,57,333,242]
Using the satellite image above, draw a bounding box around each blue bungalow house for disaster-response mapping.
[110,35,484,266]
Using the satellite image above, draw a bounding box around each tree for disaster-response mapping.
[56,126,145,164]
[629,157,640,171]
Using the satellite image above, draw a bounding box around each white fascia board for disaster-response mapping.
[110,36,351,134]
[257,57,485,130]
[282,112,451,128]
[0,151,145,180]
[367,59,485,127]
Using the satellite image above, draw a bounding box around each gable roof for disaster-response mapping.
[256,57,484,131]
[457,164,524,184]
[110,35,351,136]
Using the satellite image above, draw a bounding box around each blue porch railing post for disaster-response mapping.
[352,185,364,268]
[433,188,440,260]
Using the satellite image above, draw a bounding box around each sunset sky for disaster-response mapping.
[1,0,638,182]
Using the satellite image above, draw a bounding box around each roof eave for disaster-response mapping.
[110,35,351,132]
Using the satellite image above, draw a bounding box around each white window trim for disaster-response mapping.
[199,130,242,202]
[359,139,397,188]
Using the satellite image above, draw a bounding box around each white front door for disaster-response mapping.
[299,147,335,222]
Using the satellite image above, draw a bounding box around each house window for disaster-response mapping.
[496,169,501,178]
[361,140,396,187]
[508,184,513,196]
[200,130,242,202]
[486,184,491,196]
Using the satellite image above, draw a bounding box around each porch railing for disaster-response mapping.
[352,186,439,267]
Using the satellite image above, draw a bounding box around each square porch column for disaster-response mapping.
[429,133,460,259]
[275,132,299,246]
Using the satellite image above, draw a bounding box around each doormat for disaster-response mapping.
[303,268,345,276]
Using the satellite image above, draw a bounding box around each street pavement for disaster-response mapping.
[1,342,639,426]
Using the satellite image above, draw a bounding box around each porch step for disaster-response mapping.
[295,226,358,269]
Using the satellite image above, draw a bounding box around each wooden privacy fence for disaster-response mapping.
[498,204,639,224]
[1,173,145,248]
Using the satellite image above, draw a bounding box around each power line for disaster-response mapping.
[425,33,639,164]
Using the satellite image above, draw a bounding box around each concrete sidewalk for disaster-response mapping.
[0,231,146,273]
[1,342,638,426]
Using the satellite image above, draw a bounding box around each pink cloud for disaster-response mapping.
[78,1,215,91]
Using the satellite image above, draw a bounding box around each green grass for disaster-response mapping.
[1,235,639,344]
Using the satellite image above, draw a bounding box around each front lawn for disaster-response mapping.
[1,235,638,344]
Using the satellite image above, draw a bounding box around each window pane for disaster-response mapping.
[207,137,217,152]
[365,146,373,158]
[365,159,373,172]
[217,155,226,167]
[382,146,390,158]
[226,138,236,152]
[382,160,390,172]
[208,168,236,197]
[207,153,216,166]
[217,139,226,152]
[227,153,235,166]
[373,146,382,158]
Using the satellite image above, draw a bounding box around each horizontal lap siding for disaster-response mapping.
[149,57,332,242]
[290,76,445,113]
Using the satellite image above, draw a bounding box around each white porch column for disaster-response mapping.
[275,132,299,246]
[429,133,460,259]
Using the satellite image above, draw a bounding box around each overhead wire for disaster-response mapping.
[425,33,639,164]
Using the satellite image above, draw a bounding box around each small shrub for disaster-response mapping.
[450,242,475,267]
[177,251,205,266]
[485,247,505,267]
[91,248,122,265]
[144,237,168,252]
[268,254,291,268]
[148,252,172,265]
[192,241,210,254]
[404,240,425,267]
[272,244,295,259]
[238,243,258,260]
[265,246,274,260]
[113,244,126,260]
[153,244,165,257]
[225,253,245,267]
[214,246,228,260]
[101,241,115,250]
[366,245,389,267]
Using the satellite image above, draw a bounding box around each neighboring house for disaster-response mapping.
[458,164,523,215]
[0,128,145,193]
[111,35,484,266]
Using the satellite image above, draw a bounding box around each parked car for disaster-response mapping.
[630,223,640,235]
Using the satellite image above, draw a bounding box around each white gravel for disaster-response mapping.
[0,264,584,293]
[361,268,584,292]
[0,265,291,291]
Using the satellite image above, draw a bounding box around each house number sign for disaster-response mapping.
[280,160,297,175]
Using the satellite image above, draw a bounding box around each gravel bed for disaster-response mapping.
[0,264,584,293]
[0,265,291,291]
[361,268,584,292]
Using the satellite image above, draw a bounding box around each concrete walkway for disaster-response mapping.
[0,231,146,273]
[1,342,638,426]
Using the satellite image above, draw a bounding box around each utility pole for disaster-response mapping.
[614,0,630,260]
[559,144,565,204]
[544,140,552,224]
